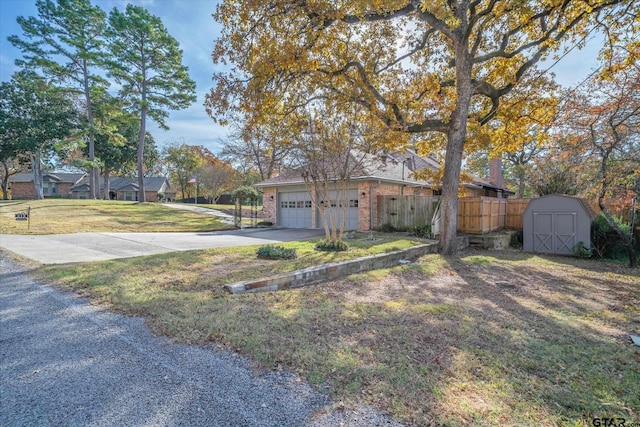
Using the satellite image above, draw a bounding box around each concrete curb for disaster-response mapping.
[224,237,471,294]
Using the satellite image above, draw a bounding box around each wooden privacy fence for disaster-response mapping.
[458,197,507,233]
[506,199,529,230]
[377,195,440,230]
[458,197,530,233]
[378,195,530,234]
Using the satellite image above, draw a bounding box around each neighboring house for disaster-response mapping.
[254,150,512,231]
[8,172,86,199]
[70,176,176,202]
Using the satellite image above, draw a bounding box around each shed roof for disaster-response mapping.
[524,194,598,219]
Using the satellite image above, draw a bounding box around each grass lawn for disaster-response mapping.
[0,199,230,234]
[35,240,640,426]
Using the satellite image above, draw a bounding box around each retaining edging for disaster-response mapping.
[224,236,469,294]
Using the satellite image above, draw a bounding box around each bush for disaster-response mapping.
[410,224,432,238]
[510,230,523,248]
[256,221,273,227]
[572,241,592,258]
[591,213,631,260]
[256,245,297,260]
[374,223,402,233]
[315,239,349,252]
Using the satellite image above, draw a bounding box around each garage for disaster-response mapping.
[317,189,359,231]
[523,195,596,255]
[278,191,313,228]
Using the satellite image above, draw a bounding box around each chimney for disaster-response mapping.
[489,157,503,189]
[405,157,414,170]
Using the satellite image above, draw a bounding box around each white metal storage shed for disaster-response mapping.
[523,195,597,255]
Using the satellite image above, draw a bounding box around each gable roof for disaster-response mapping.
[254,149,512,193]
[10,172,85,184]
[70,176,172,193]
[254,150,436,188]
[524,194,598,219]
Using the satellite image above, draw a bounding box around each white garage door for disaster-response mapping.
[278,191,313,228]
[317,189,359,231]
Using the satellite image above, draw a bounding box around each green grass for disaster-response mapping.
[33,244,640,426]
[0,199,230,234]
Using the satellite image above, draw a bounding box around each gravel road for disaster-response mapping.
[0,254,401,427]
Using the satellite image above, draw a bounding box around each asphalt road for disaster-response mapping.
[0,254,401,427]
[0,228,324,264]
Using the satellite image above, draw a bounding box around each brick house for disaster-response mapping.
[8,172,175,202]
[70,176,175,202]
[254,150,510,231]
[8,172,86,199]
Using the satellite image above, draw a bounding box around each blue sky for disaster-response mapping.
[0,0,229,154]
[1,0,605,156]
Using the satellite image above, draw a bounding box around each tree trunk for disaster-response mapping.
[30,150,44,200]
[1,161,10,200]
[83,58,98,200]
[103,167,111,200]
[517,167,526,199]
[439,33,473,255]
[137,105,147,203]
[597,160,637,268]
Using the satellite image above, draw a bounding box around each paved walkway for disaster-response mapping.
[0,228,324,264]
[0,255,399,427]
[163,203,236,225]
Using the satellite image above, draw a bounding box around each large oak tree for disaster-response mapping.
[207,0,636,253]
[0,72,78,199]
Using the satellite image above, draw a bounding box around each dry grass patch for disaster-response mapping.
[36,245,640,426]
[0,199,229,234]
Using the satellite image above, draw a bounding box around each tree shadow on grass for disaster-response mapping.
[26,249,640,426]
[191,252,640,425]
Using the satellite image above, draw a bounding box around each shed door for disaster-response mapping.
[532,211,577,254]
[278,191,312,228]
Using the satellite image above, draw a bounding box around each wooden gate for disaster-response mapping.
[377,195,440,230]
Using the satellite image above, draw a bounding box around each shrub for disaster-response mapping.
[411,224,432,238]
[572,241,592,258]
[374,223,402,233]
[315,239,349,252]
[510,230,523,248]
[591,213,631,260]
[256,221,273,227]
[256,245,297,260]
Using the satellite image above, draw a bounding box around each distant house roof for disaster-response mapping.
[70,176,173,194]
[10,172,86,184]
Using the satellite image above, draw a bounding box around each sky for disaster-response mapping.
[0,0,230,154]
[0,0,606,156]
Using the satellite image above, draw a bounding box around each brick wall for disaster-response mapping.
[9,183,36,200]
[57,183,74,197]
[261,188,277,224]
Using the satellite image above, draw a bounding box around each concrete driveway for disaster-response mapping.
[0,228,325,264]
